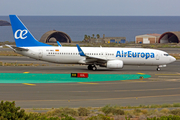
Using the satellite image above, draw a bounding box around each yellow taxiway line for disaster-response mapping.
[78,82,99,85]
[23,83,36,86]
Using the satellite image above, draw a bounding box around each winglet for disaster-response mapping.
[76,44,86,56]
[57,41,62,47]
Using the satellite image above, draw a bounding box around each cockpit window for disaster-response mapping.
[164,54,169,56]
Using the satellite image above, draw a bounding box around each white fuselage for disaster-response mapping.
[16,46,176,66]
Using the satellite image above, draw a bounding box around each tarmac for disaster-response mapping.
[0,55,180,108]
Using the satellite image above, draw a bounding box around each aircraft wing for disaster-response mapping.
[76,44,107,63]
[5,44,29,51]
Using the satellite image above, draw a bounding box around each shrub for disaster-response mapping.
[0,101,61,120]
[112,108,124,115]
[133,108,142,116]
[147,109,159,116]
[0,101,28,119]
[161,103,171,108]
[78,107,90,116]
[101,105,114,115]
[47,109,63,117]
[101,105,124,115]
[150,104,160,108]
[139,104,146,108]
[147,115,180,120]
[173,103,180,107]
[61,107,78,116]
[171,109,180,116]
[134,108,141,113]
[160,108,170,114]
[141,109,148,115]
[28,113,60,120]
[61,114,75,120]
[86,114,113,120]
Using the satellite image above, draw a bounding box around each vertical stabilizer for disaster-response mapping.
[9,15,51,47]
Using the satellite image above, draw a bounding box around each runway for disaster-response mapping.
[0,56,180,108]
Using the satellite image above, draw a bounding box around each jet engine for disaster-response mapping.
[106,60,123,69]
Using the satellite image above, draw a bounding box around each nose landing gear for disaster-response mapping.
[157,67,161,71]
[156,65,166,71]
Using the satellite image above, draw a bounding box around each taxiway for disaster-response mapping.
[0,56,180,108]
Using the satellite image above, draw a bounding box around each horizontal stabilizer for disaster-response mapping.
[57,41,62,47]
[5,44,29,51]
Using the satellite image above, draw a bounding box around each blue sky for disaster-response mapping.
[1,0,180,16]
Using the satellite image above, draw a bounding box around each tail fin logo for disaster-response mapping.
[14,29,28,39]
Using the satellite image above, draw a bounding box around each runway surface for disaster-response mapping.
[0,56,180,108]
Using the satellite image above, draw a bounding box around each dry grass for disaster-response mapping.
[0,51,22,56]
[170,53,180,60]
[0,62,47,66]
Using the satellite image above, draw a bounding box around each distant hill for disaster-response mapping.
[0,20,11,26]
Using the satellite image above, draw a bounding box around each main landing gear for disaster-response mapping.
[87,65,97,71]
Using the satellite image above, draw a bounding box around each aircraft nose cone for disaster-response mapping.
[171,56,176,62]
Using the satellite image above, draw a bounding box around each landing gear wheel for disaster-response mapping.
[88,65,93,70]
[92,66,97,71]
[157,67,160,71]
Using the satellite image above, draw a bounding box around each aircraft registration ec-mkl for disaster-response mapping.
[6,15,176,71]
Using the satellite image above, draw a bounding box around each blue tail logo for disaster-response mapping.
[9,15,51,47]
[14,29,28,39]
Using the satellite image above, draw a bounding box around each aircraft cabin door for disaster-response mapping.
[156,52,160,60]
[38,49,43,59]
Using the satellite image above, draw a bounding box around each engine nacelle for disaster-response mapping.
[107,60,123,69]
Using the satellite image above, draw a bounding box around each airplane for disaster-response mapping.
[6,15,176,71]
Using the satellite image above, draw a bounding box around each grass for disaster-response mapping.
[0,62,47,66]
[99,103,180,110]
[0,51,22,56]
[170,53,180,60]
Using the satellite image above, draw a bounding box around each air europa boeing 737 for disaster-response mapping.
[6,15,176,71]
